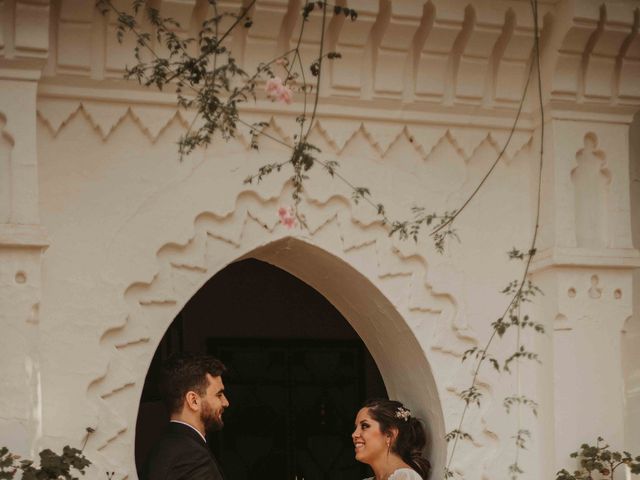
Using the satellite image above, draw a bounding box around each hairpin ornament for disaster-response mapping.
[395,406,411,421]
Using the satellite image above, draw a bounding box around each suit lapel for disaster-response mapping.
[168,422,225,479]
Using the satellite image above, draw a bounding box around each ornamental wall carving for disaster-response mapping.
[0,0,639,479]
[36,97,535,478]
[41,0,640,108]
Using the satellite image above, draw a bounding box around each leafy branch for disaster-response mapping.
[508,425,532,478]
[503,395,539,416]
[0,446,90,480]
[389,209,459,254]
[462,347,501,372]
[556,438,640,480]
[458,386,483,408]
[445,430,474,444]
[503,346,541,373]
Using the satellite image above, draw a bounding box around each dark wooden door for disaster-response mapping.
[207,339,370,480]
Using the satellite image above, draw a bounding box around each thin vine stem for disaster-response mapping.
[163,0,258,84]
[237,118,293,149]
[446,0,545,473]
[285,2,312,144]
[431,53,535,239]
[99,1,163,62]
[511,303,523,479]
[294,42,309,142]
[303,0,327,140]
[212,1,219,75]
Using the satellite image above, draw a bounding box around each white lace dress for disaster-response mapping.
[364,468,423,480]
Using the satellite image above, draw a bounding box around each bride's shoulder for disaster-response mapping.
[362,468,423,480]
[389,468,423,480]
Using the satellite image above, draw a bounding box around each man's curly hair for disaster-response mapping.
[158,353,227,414]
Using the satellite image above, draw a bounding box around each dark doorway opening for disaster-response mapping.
[136,258,387,479]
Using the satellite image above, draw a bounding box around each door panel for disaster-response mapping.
[208,340,371,480]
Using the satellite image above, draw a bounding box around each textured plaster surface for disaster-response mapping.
[1,1,640,479]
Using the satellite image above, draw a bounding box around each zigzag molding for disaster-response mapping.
[385,127,430,160]
[424,130,468,162]
[36,98,534,164]
[37,101,188,142]
[36,98,82,135]
[310,120,341,152]
[83,186,502,479]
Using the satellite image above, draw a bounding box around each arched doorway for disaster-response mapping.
[135,258,387,479]
[109,235,446,479]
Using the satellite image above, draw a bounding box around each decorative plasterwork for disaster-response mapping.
[0,0,50,78]
[549,1,640,107]
[571,132,611,249]
[0,112,14,223]
[83,186,509,478]
[37,98,533,161]
[37,0,640,113]
[0,0,50,57]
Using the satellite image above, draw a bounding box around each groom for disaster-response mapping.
[142,353,229,480]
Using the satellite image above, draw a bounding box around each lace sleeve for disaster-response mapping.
[389,468,423,480]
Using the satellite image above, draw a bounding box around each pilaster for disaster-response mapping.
[0,0,50,456]
[532,108,640,472]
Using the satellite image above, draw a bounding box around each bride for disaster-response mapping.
[352,399,431,480]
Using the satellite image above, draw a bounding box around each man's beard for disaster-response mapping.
[201,401,224,432]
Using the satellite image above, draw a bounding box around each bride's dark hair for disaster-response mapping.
[362,398,431,479]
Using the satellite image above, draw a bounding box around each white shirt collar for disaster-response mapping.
[170,420,207,443]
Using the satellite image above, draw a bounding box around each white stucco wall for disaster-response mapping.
[1,0,640,479]
[626,112,640,456]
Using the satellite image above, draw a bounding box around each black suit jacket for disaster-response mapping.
[141,422,224,480]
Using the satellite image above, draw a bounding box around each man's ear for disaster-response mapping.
[185,391,200,412]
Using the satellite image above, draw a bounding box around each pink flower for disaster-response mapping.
[265,77,293,104]
[278,87,293,104]
[266,77,283,95]
[278,206,296,229]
